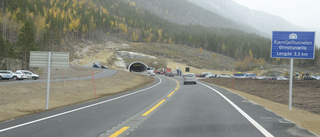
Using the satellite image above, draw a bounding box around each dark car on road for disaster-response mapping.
[101,65,108,69]
[168,72,174,77]
[93,64,101,68]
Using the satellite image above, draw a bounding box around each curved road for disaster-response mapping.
[0,75,316,137]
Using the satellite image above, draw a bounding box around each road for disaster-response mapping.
[0,75,316,137]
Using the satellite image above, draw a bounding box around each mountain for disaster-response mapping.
[188,0,304,35]
[129,0,265,35]
[187,0,320,43]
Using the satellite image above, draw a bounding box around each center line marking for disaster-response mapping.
[142,99,166,116]
[109,126,129,137]
[167,91,175,97]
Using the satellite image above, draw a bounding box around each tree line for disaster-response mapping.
[0,0,319,70]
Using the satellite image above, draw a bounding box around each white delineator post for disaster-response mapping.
[45,52,51,110]
[289,58,293,110]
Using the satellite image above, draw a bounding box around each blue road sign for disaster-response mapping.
[271,31,315,59]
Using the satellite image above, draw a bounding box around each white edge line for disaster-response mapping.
[0,77,162,133]
[199,82,274,137]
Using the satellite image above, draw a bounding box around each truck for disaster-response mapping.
[165,68,171,76]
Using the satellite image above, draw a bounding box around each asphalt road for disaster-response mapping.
[0,75,316,137]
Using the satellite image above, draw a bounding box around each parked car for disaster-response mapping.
[14,71,26,80]
[101,65,108,69]
[0,70,19,80]
[16,70,39,80]
[267,76,278,80]
[255,76,267,79]
[183,73,197,84]
[93,64,101,68]
[205,74,215,78]
[277,76,288,80]
[220,74,230,78]
[304,76,317,80]
[200,72,211,77]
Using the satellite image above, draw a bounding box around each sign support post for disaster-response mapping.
[45,52,51,110]
[289,58,293,110]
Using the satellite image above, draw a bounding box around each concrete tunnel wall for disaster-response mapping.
[128,61,149,72]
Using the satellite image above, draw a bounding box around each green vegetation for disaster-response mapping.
[0,0,319,70]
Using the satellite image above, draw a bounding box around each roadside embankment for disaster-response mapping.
[0,70,154,122]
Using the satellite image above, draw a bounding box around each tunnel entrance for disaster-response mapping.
[128,61,148,72]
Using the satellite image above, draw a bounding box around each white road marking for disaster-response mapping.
[199,82,274,137]
[0,77,162,133]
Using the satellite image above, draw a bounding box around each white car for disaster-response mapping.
[205,74,215,78]
[277,76,288,80]
[183,73,197,84]
[16,70,39,80]
[14,71,26,80]
[219,74,230,78]
[150,72,156,76]
[0,70,19,80]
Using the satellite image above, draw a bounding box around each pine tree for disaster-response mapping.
[0,23,6,60]
[18,19,37,69]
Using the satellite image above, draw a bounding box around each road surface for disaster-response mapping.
[0,75,316,137]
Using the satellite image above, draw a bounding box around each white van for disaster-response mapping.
[146,67,154,74]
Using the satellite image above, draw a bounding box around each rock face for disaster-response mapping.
[115,51,157,60]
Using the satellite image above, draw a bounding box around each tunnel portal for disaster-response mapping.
[128,61,148,72]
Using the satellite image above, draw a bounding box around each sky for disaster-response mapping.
[232,0,320,30]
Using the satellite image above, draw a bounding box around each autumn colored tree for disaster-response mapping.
[199,47,203,54]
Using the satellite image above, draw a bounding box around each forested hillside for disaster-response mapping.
[0,0,319,70]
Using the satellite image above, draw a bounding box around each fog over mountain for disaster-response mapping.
[130,0,318,46]
[130,0,264,34]
[188,0,303,35]
[187,0,319,46]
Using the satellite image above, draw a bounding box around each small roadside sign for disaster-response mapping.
[185,67,190,72]
[29,51,69,110]
[30,51,69,68]
[271,31,315,59]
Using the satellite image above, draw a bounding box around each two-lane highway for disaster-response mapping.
[0,75,316,137]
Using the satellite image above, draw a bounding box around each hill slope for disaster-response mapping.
[187,0,303,36]
[129,0,263,35]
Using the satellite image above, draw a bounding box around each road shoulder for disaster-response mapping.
[202,81,320,136]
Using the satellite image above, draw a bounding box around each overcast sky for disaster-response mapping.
[232,0,320,30]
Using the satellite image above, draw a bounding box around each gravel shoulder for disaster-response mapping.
[201,78,320,136]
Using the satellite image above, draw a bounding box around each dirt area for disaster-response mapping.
[202,78,320,136]
[36,66,103,79]
[166,59,235,75]
[0,70,154,122]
